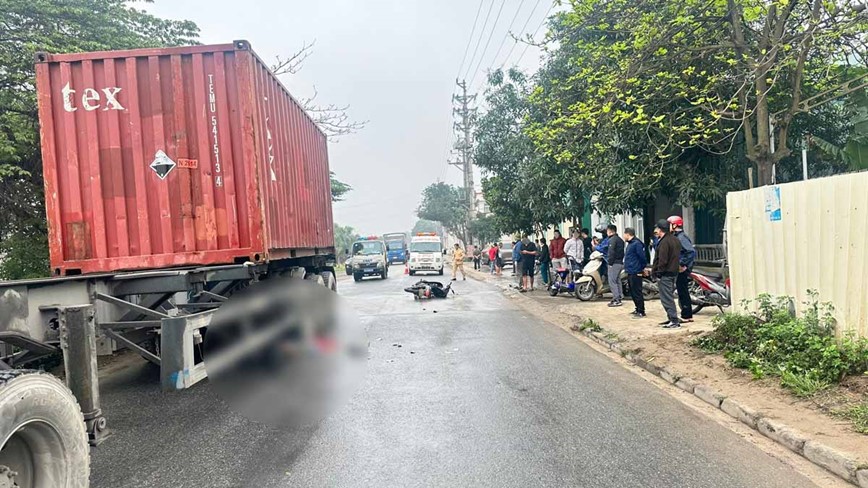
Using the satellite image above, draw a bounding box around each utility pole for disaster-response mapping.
[450,79,476,244]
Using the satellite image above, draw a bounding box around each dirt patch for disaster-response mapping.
[469,269,868,463]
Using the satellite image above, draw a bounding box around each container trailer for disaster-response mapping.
[0,41,337,487]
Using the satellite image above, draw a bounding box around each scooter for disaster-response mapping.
[689,270,731,314]
[576,252,656,301]
[576,251,629,301]
[548,258,583,297]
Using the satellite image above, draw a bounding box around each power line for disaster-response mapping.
[514,3,554,67]
[467,0,508,88]
[456,0,486,79]
[482,0,528,78]
[498,0,544,70]
[462,0,497,82]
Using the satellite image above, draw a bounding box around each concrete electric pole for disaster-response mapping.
[450,79,476,243]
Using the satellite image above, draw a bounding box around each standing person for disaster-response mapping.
[496,243,504,276]
[488,243,498,275]
[472,246,482,270]
[606,225,625,307]
[538,237,551,286]
[624,228,648,318]
[564,230,585,280]
[512,240,522,277]
[451,243,466,281]
[581,228,593,265]
[650,220,682,328]
[669,216,696,323]
[549,229,567,272]
[520,236,538,291]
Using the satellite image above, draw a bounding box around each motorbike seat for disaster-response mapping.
[693,269,724,280]
[556,267,568,273]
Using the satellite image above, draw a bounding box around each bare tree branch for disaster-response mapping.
[269,41,368,140]
[271,40,316,76]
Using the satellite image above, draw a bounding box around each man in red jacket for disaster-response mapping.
[549,229,567,273]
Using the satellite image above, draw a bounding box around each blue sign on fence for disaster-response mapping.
[765,186,782,222]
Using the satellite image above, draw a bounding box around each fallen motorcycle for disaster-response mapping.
[404,280,454,300]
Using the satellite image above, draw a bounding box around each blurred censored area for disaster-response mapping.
[202,278,367,428]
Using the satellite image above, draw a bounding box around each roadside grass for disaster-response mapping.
[579,318,602,333]
[693,292,868,434]
[780,370,831,398]
[833,404,868,434]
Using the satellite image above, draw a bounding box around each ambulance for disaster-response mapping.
[408,233,444,276]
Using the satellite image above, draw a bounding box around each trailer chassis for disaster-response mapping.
[0,257,335,446]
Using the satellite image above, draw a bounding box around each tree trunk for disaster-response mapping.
[756,159,774,187]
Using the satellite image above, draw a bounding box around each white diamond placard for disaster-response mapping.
[150,150,176,180]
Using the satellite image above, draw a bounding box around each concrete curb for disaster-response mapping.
[467,270,868,487]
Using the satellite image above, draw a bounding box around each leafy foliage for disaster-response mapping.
[695,294,868,390]
[411,219,441,235]
[0,0,199,280]
[524,0,868,212]
[467,214,500,245]
[474,69,587,233]
[333,223,359,258]
[812,89,868,171]
[416,183,467,240]
[330,172,352,202]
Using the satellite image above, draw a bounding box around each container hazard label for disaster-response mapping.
[150,150,176,180]
[177,158,198,169]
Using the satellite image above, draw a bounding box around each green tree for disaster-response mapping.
[467,214,500,245]
[812,90,868,171]
[475,69,587,231]
[330,172,352,202]
[416,182,467,241]
[0,0,199,280]
[529,0,868,205]
[333,223,359,258]
[411,219,441,235]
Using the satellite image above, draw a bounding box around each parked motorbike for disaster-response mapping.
[548,258,583,297]
[577,252,657,301]
[576,251,627,301]
[689,270,731,314]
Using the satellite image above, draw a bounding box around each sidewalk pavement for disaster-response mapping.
[467,267,868,487]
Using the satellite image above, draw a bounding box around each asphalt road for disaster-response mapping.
[90,266,821,487]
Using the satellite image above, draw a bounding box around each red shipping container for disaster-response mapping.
[34,41,334,276]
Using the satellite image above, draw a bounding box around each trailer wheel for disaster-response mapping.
[320,271,337,292]
[304,272,325,287]
[0,371,89,488]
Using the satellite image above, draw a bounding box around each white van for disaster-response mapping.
[408,233,444,276]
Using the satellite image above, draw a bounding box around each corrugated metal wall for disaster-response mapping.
[726,172,868,338]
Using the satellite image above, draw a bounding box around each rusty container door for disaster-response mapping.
[36,43,266,275]
[248,52,334,257]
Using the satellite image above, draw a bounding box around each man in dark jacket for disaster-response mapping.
[651,220,682,328]
[538,237,551,286]
[581,228,593,265]
[624,228,648,317]
[606,225,625,307]
[668,216,697,323]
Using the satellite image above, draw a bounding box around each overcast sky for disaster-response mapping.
[145,0,553,236]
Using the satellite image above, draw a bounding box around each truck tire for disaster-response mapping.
[353,273,362,283]
[438,269,444,276]
[0,371,89,488]
[304,272,325,287]
[320,271,337,292]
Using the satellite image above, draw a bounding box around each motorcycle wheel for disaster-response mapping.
[576,281,596,301]
[549,282,560,297]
